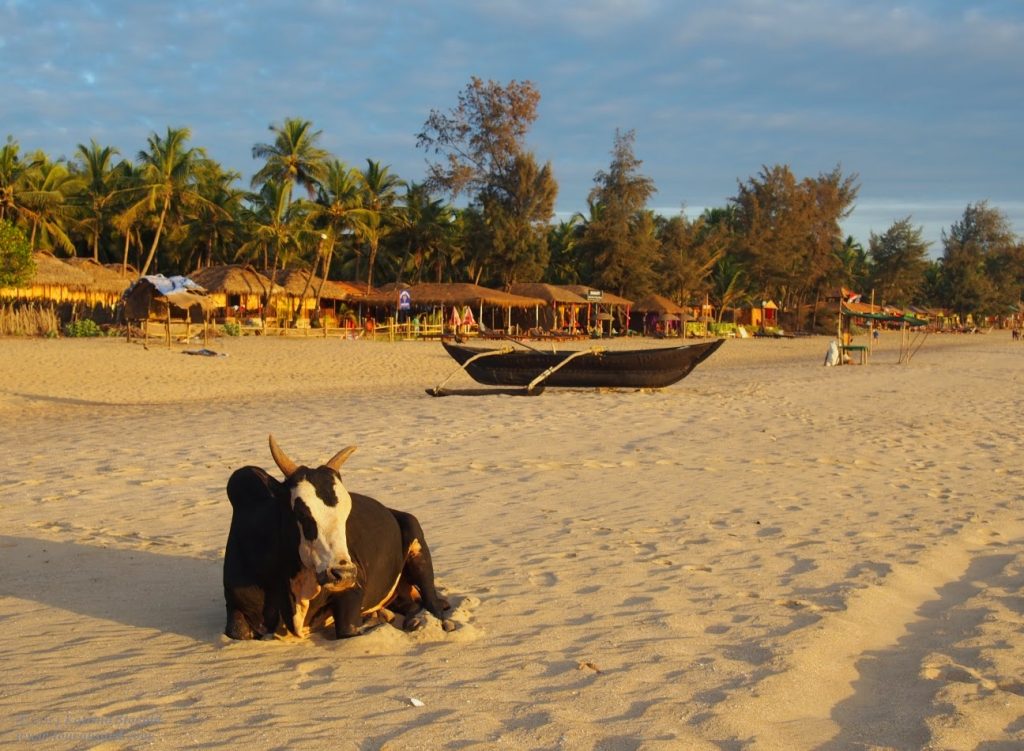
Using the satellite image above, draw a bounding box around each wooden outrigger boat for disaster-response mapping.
[429,338,724,396]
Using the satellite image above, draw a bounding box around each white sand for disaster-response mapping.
[2,332,1023,749]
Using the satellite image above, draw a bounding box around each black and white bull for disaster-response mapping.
[223,436,450,640]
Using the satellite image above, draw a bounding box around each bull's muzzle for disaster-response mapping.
[317,562,357,587]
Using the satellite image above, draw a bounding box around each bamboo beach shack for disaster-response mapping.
[272,268,363,332]
[65,257,134,314]
[187,265,279,332]
[122,274,214,347]
[507,283,589,335]
[555,285,634,336]
[0,251,96,334]
[361,282,546,339]
[1,251,93,304]
[630,293,693,336]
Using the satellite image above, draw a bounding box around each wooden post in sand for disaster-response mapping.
[868,290,875,357]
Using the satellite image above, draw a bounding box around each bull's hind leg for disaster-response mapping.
[390,510,453,630]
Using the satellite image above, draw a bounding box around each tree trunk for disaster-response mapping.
[138,199,170,276]
[122,231,132,277]
[366,238,378,290]
[314,241,335,311]
[294,265,318,326]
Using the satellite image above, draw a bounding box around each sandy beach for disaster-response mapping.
[2,331,1023,750]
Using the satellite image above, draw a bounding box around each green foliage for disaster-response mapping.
[417,78,556,285]
[0,219,33,286]
[731,164,859,308]
[62,319,103,337]
[221,321,242,336]
[868,218,930,305]
[4,114,1023,318]
[578,130,659,297]
[939,202,1021,317]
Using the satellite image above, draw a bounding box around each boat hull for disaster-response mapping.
[441,339,724,389]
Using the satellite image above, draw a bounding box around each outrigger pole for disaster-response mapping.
[428,347,514,396]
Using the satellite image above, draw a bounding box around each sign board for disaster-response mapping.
[586,289,603,302]
[398,290,411,311]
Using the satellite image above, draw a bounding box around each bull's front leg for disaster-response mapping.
[330,588,364,639]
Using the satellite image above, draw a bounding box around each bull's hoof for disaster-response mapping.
[403,616,426,632]
[334,623,361,639]
[225,611,256,640]
[442,619,457,633]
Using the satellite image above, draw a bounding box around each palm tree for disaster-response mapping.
[125,127,219,276]
[185,161,245,270]
[0,137,41,226]
[545,215,582,284]
[308,160,368,299]
[834,235,868,291]
[251,118,329,206]
[357,159,404,289]
[112,161,146,275]
[392,182,454,283]
[0,138,76,252]
[235,181,308,321]
[72,139,121,261]
[20,151,80,254]
[711,256,749,323]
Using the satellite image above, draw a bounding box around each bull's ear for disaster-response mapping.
[268,434,299,478]
[325,445,357,472]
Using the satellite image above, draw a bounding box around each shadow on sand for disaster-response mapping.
[0,535,224,642]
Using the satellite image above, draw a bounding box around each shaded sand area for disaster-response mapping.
[2,332,1023,749]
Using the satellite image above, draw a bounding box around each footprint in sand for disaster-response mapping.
[774,598,838,613]
[528,571,558,587]
[291,660,335,690]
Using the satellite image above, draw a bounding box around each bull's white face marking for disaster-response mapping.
[289,472,353,577]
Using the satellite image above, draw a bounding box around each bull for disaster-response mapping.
[223,436,450,640]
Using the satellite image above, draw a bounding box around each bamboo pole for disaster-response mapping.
[868,289,875,359]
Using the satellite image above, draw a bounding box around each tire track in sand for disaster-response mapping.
[705,518,1024,749]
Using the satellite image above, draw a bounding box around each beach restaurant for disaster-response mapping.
[361,282,546,338]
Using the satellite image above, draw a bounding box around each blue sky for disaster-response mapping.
[4,1,1022,252]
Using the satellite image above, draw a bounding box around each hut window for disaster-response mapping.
[227,294,241,308]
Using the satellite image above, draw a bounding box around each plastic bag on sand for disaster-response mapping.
[824,339,840,367]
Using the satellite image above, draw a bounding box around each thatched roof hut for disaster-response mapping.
[272,269,356,302]
[1,252,92,300]
[105,262,139,277]
[122,275,213,323]
[508,283,589,305]
[557,285,634,307]
[187,265,281,318]
[189,265,279,298]
[364,282,545,308]
[631,293,691,317]
[65,257,134,301]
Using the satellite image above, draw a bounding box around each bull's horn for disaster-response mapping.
[325,446,357,472]
[268,434,299,478]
